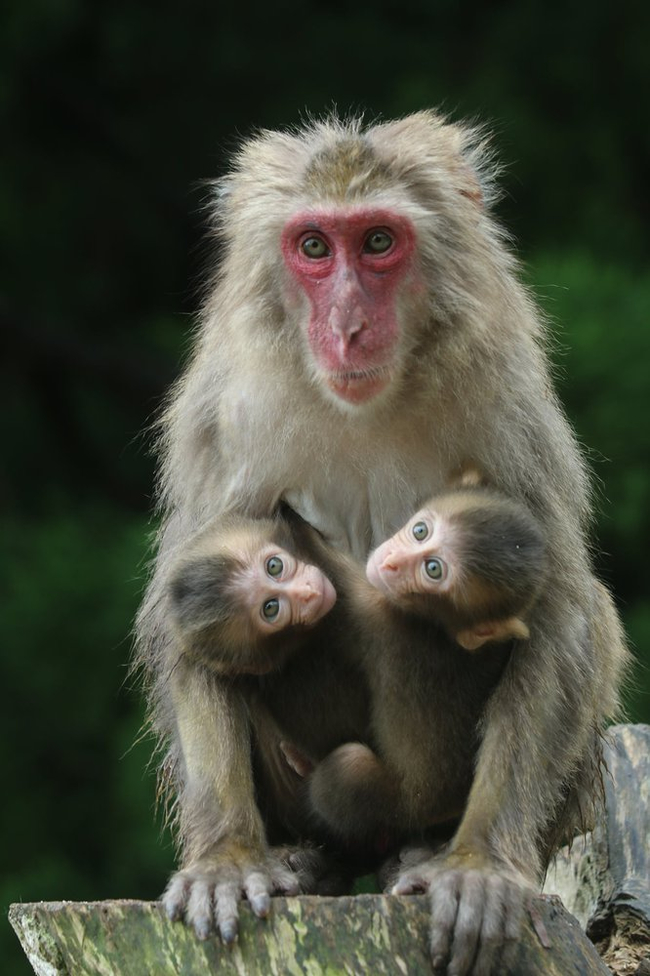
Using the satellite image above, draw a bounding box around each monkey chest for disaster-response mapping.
[283,448,444,559]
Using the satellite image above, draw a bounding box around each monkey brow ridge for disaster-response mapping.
[303,137,395,201]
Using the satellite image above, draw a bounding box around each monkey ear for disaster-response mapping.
[454,465,486,489]
[446,126,485,208]
[368,111,487,209]
[459,180,483,207]
[456,617,530,652]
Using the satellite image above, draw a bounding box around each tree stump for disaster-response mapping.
[9,893,610,975]
[9,725,649,975]
[544,723,650,975]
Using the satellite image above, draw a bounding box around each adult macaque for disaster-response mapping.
[136,111,628,974]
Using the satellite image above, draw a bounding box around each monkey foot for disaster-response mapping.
[392,854,532,976]
[162,844,303,943]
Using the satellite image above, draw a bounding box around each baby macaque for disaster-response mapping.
[367,480,548,650]
[169,488,546,851]
[168,514,337,676]
[283,485,548,846]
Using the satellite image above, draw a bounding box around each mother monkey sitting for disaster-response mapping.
[135,111,627,976]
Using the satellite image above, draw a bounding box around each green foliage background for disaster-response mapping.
[2,2,648,971]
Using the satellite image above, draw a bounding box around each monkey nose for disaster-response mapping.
[329,306,366,344]
[297,583,317,604]
[381,556,401,573]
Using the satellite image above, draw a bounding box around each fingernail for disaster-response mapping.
[252,893,270,917]
[221,922,237,945]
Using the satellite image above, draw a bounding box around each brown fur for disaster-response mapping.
[134,111,629,969]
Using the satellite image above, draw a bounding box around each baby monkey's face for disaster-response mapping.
[231,545,337,635]
[366,506,457,600]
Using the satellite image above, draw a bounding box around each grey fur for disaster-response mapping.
[133,111,629,969]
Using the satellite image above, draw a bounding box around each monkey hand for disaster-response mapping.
[392,848,534,976]
[162,840,304,943]
[274,844,353,896]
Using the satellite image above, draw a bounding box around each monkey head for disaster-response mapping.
[366,489,547,628]
[168,522,337,673]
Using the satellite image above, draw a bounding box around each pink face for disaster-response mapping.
[366,509,454,599]
[232,546,337,635]
[281,207,418,405]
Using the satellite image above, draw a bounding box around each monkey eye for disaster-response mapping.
[363,229,393,254]
[425,558,445,581]
[262,598,280,620]
[300,236,330,259]
[266,556,284,578]
[412,521,429,541]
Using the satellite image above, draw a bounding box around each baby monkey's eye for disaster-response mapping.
[262,598,280,620]
[425,558,445,581]
[412,521,428,541]
[266,556,284,578]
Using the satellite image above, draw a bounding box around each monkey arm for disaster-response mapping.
[161,661,302,942]
[392,588,616,976]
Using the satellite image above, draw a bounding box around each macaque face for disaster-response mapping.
[366,508,455,599]
[281,207,419,405]
[231,545,337,635]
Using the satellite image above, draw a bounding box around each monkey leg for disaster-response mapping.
[308,742,401,845]
[390,603,601,975]
[163,663,306,942]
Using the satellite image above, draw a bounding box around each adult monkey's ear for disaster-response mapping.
[368,110,491,210]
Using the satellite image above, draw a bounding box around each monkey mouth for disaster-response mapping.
[327,368,391,404]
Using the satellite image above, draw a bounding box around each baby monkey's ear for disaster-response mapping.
[456,616,530,652]
[451,465,486,489]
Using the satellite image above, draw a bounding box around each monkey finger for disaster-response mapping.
[269,861,301,897]
[214,880,242,944]
[392,868,429,895]
[186,878,215,941]
[503,880,525,942]
[244,870,272,917]
[445,870,487,975]
[471,874,506,976]
[428,871,461,971]
[162,872,190,921]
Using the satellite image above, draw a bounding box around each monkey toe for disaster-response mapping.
[243,870,272,917]
[187,878,217,941]
[426,865,528,976]
[392,868,429,895]
[162,872,190,922]
[214,880,242,942]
